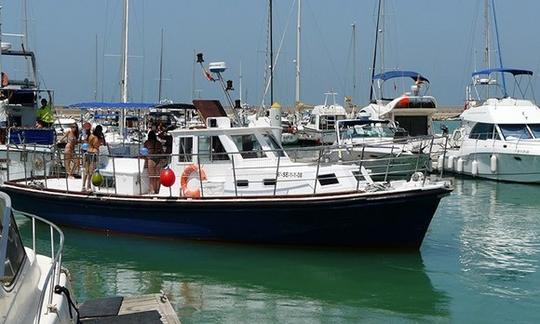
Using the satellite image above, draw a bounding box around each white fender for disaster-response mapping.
[456,158,464,173]
[447,156,455,170]
[490,155,497,173]
[471,160,478,176]
[437,155,444,170]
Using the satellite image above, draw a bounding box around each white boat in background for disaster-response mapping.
[300,92,347,144]
[358,71,437,137]
[331,119,433,179]
[0,192,77,324]
[438,68,540,183]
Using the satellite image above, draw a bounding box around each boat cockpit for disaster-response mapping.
[468,122,540,142]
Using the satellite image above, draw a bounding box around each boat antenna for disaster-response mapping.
[369,0,383,102]
[196,53,240,125]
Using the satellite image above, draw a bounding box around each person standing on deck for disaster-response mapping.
[36,98,55,128]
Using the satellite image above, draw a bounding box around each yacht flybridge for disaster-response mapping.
[358,71,437,137]
[438,68,540,183]
[1,101,452,248]
[301,92,348,144]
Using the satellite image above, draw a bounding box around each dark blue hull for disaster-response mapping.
[2,184,450,248]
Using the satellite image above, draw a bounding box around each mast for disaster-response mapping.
[491,0,506,94]
[352,23,356,103]
[0,5,3,90]
[369,0,383,102]
[269,0,274,104]
[483,0,490,68]
[94,34,98,100]
[239,61,243,105]
[120,0,129,103]
[295,0,301,107]
[22,0,28,49]
[158,28,164,102]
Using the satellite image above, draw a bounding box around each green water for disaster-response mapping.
[17,178,540,323]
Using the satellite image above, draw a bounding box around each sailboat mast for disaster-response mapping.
[369,0,383,102]
[23,0,29,49]
[120,0,129,103]
[295,0,301,107]
[239,61,243,105]
[94,34,98,100]
[352,23,356,103]
[269,0,274,104]
[158,28,164,102]
[484,0,490,68]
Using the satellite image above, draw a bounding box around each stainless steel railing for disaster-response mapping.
[4,134,444,197]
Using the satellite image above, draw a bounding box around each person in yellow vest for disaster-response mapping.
[36,98,54,128]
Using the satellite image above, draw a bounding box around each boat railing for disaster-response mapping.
[1,192,65,322]
[5,136,440,197]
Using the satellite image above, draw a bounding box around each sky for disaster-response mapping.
[3,0,540,107]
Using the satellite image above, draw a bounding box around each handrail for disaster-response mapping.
[5,135,442,198]
[13,209,65,323]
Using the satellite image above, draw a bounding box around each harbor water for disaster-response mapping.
[16,177,540,323]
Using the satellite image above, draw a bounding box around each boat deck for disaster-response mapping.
[21,177,175,197]
[79,293,180,323]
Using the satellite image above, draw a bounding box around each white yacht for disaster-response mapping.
[0,192,76,324]
[331,119,433,179]
[439,68,540,183]
[301,92,348,144]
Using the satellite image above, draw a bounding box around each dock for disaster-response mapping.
[79,293,180,323]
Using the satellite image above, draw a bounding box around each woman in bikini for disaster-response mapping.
[144,130,163,194]
[59,124,79,178]
[82,125,105,191]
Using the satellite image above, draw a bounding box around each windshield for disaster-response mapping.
[340,123,395,140]
[231,134,267,159]
[261,133,286,157]
[527,124,540,138]
[498,124,532,140]
[1,212,27,286]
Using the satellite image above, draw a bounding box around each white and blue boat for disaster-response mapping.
[0,101,452,249]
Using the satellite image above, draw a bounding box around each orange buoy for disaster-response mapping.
[160,167,175,187]
[180,164,207,198]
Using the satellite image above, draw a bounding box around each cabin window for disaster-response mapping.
[527,124,540,139]
[498,124,532,141]
[318,173,339,186]
[319,115,345,131]
[231,134,267,159]
[1,214,27,287]
[261,133,285,157]
[178,137,193,162]
[198,136,229,162]
[309,115,316,125]
[469,123,495,140]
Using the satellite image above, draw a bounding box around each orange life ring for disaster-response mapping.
[181,164,207,198]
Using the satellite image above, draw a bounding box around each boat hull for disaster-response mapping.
[443,152,540,183]
[2,184,450,249]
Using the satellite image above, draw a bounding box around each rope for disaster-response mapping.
[54,285,81,323]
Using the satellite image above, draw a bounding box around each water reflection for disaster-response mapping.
[18,223,449,323]
[452,179,540,298]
